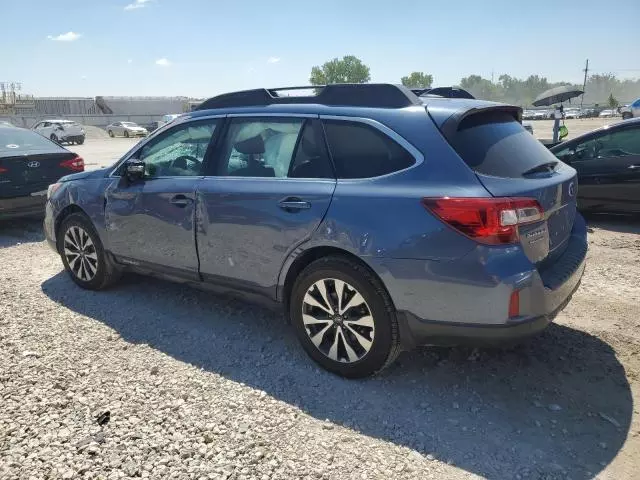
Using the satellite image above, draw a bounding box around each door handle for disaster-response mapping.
[170,194,193,208]
[628,165,640,170]
[279,197,311,211]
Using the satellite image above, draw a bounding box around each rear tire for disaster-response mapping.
[77,137,85,145]
[622,112,632,120]
[124,130,130,138]
[289,255,401,378]
[108,130,114,138]
[57,213,121,290]
[50,134,59,144]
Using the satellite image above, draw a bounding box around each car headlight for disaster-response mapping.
[47,182,62,200]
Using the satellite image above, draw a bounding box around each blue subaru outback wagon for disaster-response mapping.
[44,84,587,377]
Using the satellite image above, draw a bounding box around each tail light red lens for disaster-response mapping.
[422,197,543,245]
[509,290,520,318]
[60,155,84,172]
[0,166,7,174]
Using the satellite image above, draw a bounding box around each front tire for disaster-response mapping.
[77,137,85,145]
[57,213,120,290]
[108,130,114,138]
[289,256,401,378]
[622,112,632,120]
[124,130,130,138]
[50,134,59,144]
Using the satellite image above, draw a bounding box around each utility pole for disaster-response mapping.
[580,59,589,109]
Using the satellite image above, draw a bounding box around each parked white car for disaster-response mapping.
[32,119,85,145]
[106,121,148,138]
[598,109,615,118]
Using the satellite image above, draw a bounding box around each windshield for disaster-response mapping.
[0,127,63,154]
[122,122,138,127]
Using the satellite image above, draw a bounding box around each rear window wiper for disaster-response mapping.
[522,161,558,176]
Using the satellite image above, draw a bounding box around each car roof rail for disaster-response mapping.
[411,87,475,99]
[196,83,422,110]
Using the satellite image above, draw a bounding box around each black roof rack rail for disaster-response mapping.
[411,87,475,99]
[196,83,421,110]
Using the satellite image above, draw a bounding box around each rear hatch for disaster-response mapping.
[432,107,577,265]
[0,127,82,198]
[56,121,84,136]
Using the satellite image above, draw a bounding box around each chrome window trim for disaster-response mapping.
[108,114,226,178]
[319,114,425,180]
[227,113,317,119]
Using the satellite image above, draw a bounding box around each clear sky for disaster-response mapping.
[2,0,639,98]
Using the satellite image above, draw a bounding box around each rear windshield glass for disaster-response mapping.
[450,112,559,178]
[0,128,62,154]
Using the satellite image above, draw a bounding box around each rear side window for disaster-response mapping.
[323,120,415,179]
[451,112,560,178]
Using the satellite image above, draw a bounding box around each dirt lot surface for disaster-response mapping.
[1,213,639,480]
[528,118,619,141]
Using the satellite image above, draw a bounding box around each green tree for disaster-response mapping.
[400,72,433,89]
[608,93,619,110]
[459,75,497,100]
[309,55,371,85]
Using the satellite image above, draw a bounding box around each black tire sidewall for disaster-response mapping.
[57,214,109,290]
[290,259,394,378]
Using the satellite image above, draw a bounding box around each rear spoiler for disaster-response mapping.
[436,105,523,142]
[411,87,475,99]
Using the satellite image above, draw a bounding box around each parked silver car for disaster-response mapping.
[107,121,148,138]
[32,119,85,145]
[621,98,640,120]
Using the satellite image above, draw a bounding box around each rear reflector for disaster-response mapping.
[0,167,7,174]
[422,197,543,245]
[59,155,84,172]
[509,290,520,318]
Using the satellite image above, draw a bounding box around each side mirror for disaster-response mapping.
[125,159,145,181]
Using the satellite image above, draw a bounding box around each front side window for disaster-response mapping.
[137,120,218,177]
[555,127,640,163]
[322,120,415,179]
[217,118,333,178]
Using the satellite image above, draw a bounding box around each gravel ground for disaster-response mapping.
[1,215,639,480]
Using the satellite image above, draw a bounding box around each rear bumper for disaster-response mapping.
[0,194,47,219]
[368,214,588,349]
[401,273,581,347]
[61,134,85,142]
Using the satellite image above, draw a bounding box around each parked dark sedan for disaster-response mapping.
[0,125,84,219]
[551,118,640,213]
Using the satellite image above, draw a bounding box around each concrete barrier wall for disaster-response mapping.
[0,114,164,129]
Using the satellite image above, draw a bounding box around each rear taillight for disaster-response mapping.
[422,197,543,245]
[509,290,520,318]
[60,155,84,172]
[0,166,7,174]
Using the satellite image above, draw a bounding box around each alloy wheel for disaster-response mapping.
[63,226,98,282]
[302,278,375,363]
